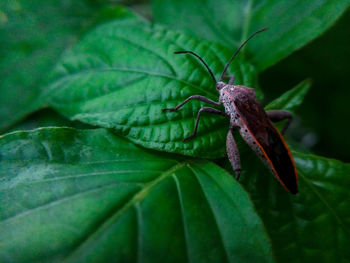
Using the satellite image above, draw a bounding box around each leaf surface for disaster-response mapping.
[153,0,350,70]
[265,79,311,113]
[240,150,350,263]
[0,128,274,263]
[261,79,311,135]
[47,18,259,158]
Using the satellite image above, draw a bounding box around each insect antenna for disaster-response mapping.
[220,28,268,81]
[174,51,217,84]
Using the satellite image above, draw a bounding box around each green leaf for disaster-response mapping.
[0,1,135,132]
[0,128,274,263]
[153,0,350,71]
[262,79,311,133]
[46,18,259,158]
[239,150,350,263]
[265,79,311,112]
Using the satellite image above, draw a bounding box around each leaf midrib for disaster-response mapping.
[104,33,177,76]
[64,161,187,260]
[241,0,253,45]
[47,67,217,100]
[172,174,191,263]
[0,182,132,226]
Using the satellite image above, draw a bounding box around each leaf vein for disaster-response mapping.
[64,161,186,260]
[172,174,191,263]
[0,182,135,226]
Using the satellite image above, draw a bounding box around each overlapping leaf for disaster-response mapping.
[46,18,259,158]
[265,79,311,113]
[0,128,274,263]
[153,0,350,70]
[238,150,350,263]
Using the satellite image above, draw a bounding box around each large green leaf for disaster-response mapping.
[0,1,134,132]
[0,128,274,263]
[239,150,350,263]
[153,0,350,71]
[46,18,259,158]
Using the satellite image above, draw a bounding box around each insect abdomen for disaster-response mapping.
[239,126,272,171]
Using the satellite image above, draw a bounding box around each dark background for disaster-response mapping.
[260,9,350,162]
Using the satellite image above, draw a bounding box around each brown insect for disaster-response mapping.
[162,28,298,194]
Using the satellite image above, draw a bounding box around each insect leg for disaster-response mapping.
[226,127,241,180]
[162,95,221,112]
[183,107,227,142]
[267,110,293,134]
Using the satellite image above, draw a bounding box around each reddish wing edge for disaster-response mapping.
[235,97,298,194]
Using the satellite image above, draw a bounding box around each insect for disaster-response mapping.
[162,28,298,194]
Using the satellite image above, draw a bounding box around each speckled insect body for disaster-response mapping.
[162,29,299,194]
[220,84,265,160]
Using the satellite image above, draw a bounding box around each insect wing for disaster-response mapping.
[234,97,298,194]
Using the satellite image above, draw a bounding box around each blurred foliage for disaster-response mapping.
[0,1,349,262]
[0,0,135,131]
